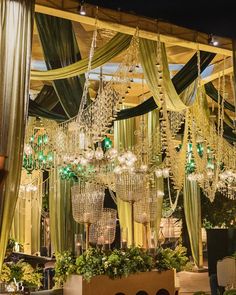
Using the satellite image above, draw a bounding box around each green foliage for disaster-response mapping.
[54,251,76,288]
[0,260,42,287]
[154,245,189,272]
[201,192,236,227]
[55,246,186,285]
[76,247,105,281]
[193,292,207,295]
[102,247,153,280]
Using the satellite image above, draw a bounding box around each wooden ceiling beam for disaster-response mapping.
[35,1,232,56]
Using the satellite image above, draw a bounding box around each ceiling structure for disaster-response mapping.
[31,0,236,119]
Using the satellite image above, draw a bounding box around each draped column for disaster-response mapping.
[183,177,203,268]
[0,0,35,270]
[49,168,80,253]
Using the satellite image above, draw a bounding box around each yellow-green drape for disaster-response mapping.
[0,0,35,270]
[147,110,163,241]
[139,38,196,111]
[183,177,203,268]
[30,33,132,81]
[114,115,143,246]
[114,110,163,247]
[49,168,80,253]
[11,171,43,255]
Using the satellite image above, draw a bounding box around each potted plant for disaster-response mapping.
[0,260,42,292]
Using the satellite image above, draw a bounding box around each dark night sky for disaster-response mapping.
[85,0,236,40]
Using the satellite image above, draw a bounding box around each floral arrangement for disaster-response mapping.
[54,245,188,287]
[0,260,42,288]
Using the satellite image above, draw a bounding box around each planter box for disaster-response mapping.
[64,270,179,295]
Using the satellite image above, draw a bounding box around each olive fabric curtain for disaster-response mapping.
[114,115,143,246]
[114,110,163,246]
[11,171,43,255]
[0,0,35,270]
[183,178,203,268]
[35,14,85,118]
[30,32,132,81]
[116,50,215,119]
[139,39,190,111]
[28,49,215,122]
[49,169,80,253]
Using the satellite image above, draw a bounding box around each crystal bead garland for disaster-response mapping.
[79,29,141,143]
[71,181,105,249]
[156,35,189,191]
[187,54,236,201]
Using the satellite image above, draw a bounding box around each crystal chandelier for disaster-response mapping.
[89,208,117,248]
[134,190,159,249]
[71,181,105,249]
[115,150,148,245]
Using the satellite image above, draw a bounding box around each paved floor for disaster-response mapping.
[177,270,211,295]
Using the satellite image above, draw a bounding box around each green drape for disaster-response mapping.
[35,14,84,118]
[205,82,235,112]
[28,99,67,122]
[116,51,215,120]
[183,177,203,268]
[34,85,59,111]
[0,0,35,270]
[28,45,214,122]
[30,32,132,81]
[49,168,80,253]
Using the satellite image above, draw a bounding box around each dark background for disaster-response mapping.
[85,0,236,40]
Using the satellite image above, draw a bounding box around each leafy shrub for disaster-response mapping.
[54,251,76,288]
[0,260,42,287]
[154,245,189,272]
[76,248,105,281]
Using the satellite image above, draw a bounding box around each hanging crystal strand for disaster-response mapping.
[77,28,98,123]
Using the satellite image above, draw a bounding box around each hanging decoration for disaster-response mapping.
[23,118,56,174]
[71,181,105,250]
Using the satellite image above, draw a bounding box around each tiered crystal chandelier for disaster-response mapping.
[134,190,159,249]
[89,208,117,248]
[115,148,149,245]
[71,181,105,249]
[51,29,140,175]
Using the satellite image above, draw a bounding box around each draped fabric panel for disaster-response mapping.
[29,99,67,122]
[205,82,235,112]
[30,32,132,81]
[116,50,215,120]
[0,0,35,270]
[11,171,43,255]
[139,39,196,111]
[28,50,215,122]
[114,110,163,246]
[183,178,203,268]
[35,14,84,118]
[114,115,143,246]
[34,84,59,110]
[49,169,80,253]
